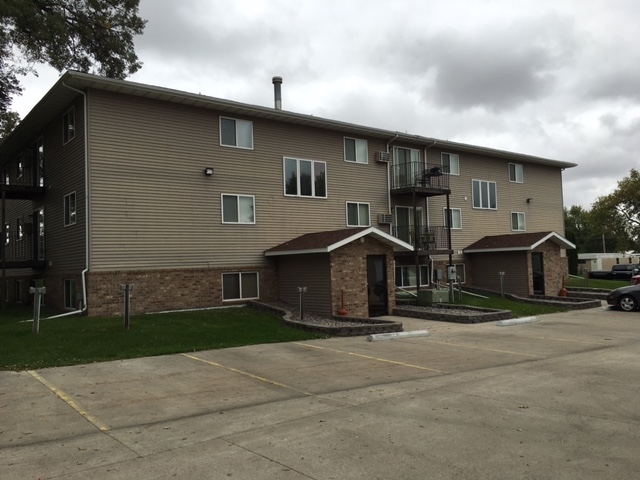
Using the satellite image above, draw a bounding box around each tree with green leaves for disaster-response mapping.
[0,0,146,132]
[591,168,640,251]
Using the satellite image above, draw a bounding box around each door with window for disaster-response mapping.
[395,207,422,245]
[393,147,420,188]
[367,255,388,317]
[532,252,545,295]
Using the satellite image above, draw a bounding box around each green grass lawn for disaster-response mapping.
[566,275,628,290]
[0,305,326,371]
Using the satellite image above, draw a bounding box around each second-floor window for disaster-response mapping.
[443,208,462,229]
[4,222,9,244]
[284,158,327,198]
[63,107,75,144]
[344,137,368,164]
[442,153,460,175]
[16,218,24,241]
[472,179,497,209]
[222,194,255,224]
[346,202,370,226]
[511,212,526,231]
[16,157,23,179]
[220,117,253,149]
[509,163,524,183]
[64,192,76,226]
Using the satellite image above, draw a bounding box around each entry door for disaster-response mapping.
[532,252,545,295]
[367,255,388,317]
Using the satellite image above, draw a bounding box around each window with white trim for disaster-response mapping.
[443,208,462,229]
[395,265,430,287]
[64,279,76,309]
[344,137,368,164]
[284,157,327,198]
[16,218,23,241]
[4,222,9,244]
[63,108,75,144]
[16,157,23,179]
[346,202,370,227]
[220,117,253,149]
[222,272,259,301]
[509,163,523,183]
[222,194,255,224]
[472,179,497,209]
[442,153,460,175]
[511,212,526,231]
[452,264,466,284]
[64,192,76,226]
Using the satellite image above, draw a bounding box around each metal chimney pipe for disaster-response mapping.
[272,76,282,110]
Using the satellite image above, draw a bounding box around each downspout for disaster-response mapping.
[385,134,398,218]
[51,81,89,318]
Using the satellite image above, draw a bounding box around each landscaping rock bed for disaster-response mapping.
[248,300,403,337]
[394,304,512,324]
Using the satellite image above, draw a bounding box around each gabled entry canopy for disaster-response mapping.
[463,231,576,254]
[265,227,413,256]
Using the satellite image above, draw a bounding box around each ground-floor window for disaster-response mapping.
[395,265,429,287]
[64,279,76,309]
[453,264,466,283]
[222,272,259,301]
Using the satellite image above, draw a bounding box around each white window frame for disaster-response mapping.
[441,152,460,175]
[509,163,524,183]
[344,137,368,164]
[443,208,462,230]
[64,192,76,226]
[221,194,256,224]
[63,107,75,144]
[472,179,497,210]
[220,116,253,149]
[283,157,327,198]
[16,218,24,241]
[64,278,76,309]
[346,202,370,227]
[16,157,23,179]
[4,222,9,245]
[511,212,526,231]
[222,272,259,301]
[395,264,430,287]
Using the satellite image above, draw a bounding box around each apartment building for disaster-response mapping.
[0,71,576,317]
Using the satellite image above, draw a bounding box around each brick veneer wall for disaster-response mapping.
[532,242,569,296]
[86,265,278,317]
[329,237,395,318]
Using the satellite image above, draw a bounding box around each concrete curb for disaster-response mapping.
[496,316,539,326]
[366,330,429,341]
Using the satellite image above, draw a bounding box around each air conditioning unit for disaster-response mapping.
[378,213,393,224]
[375,151,391,163]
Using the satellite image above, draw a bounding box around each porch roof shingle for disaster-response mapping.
[464,231,575,253]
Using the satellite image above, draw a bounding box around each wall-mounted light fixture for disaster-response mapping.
[203,167,214,176]
[526,197,533,203]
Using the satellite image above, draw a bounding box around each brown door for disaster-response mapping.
[367,255,388,317]
[532,252,544,295]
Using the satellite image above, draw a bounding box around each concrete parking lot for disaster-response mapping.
[1,306,639,479]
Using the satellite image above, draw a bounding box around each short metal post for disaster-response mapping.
[584,270,588,287]
[298,287,307,322]
[498,272,506,298]
[30,286,46,334]
[121,284,134,330]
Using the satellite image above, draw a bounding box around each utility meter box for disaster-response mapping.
[417,289,450,306]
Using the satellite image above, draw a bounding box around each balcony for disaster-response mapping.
[392,225,451,254]
[1,173,45,200]
[391,162,450,197]
[1,232,46,268]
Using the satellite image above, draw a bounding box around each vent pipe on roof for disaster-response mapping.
[272,76,283,110]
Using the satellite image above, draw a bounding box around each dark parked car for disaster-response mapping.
[607,284,640,311]
[588,264,640,280]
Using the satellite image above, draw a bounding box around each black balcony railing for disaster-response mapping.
[391,162,450,191]
[1,232,45,266]
[392,225,449,251]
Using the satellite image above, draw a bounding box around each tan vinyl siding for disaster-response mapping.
[277,254,331,315]
[87,90,390,271]
[424,148,565,252]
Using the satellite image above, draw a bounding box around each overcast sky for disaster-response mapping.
[11,0,640,209]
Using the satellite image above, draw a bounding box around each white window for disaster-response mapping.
[4,223,9,245]
[283,157,327,198]
[63,107,75,144]
[346,202,370,227]
[344,137,368,164]
[16,218,23,241]
[220,117,253,149]
[395,265,430,287]
[443,208,462,229]
[64,279,76,309]
[511,212,526,231]
[442,153,460,175]
[509,163,523,183]
[222,272,259,301]
[222,194,255,224]
[16,157,23,179]
[472,180,497,209]
[64,192,76,226]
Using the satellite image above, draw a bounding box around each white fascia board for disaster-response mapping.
[530,232,576,250]
[464,246,532,254]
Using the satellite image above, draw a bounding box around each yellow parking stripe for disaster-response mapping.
[432,341,545,358]
[181,353,313,396]
[293,342,446,373]
[27,370,110,432]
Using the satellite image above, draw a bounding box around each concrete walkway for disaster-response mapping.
[1,306,639,479]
